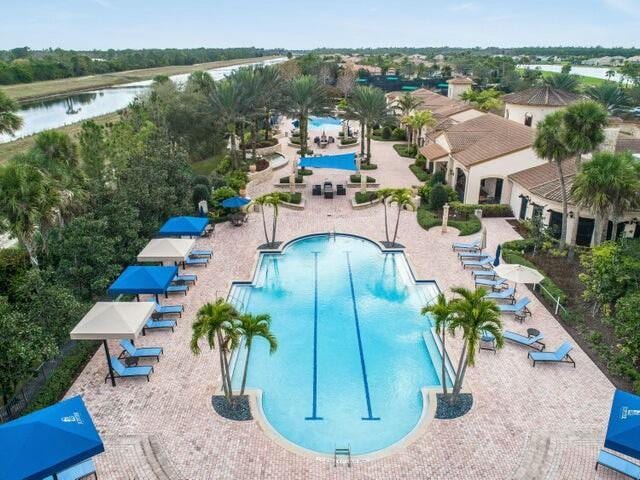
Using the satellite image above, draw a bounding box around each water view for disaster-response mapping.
[0,57,286,144]
[519,64,625,82]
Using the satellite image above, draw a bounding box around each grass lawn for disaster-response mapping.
[392,143,417,158]
[515,67,607,88]
[0,111,120,164]
[417,204,481,236]
[191,153,227,176]
[1,56,281,102]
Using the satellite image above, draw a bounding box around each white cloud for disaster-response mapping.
[602,0,640,15]
[448,2,477,13]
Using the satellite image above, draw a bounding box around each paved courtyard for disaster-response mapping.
[67,127,621,479]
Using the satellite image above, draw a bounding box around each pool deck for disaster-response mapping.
[67,125,620,479]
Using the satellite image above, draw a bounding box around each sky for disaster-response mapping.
[0,0,638,50]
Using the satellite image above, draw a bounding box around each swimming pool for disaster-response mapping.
[229,234,447,455]
[308,116,342,129]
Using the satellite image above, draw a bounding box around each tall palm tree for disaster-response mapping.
[588,83,629,114]
[410,111,437,147]
[544,73,580,93]
[376,188,395,243]
[210,78,245,169]
[283,75,332,156]
[0,91,23,136]
[421,293,452,396]
[237,313,278,395]
[255,192,286,246]
[257,66,284,141]
[447,287,503,401]
[561,100,608,168]
[185,71,215,96]
[389,188,415,246]
[393,92,423,117]
[253,194,272,246]
[571,151,640,245]
[190,300,240,404]
[533,111,571,249]
[0,161,59,266]
[349,86,389,163]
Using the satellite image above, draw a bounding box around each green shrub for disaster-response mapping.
[361,163,378,170]
[410,164,430,182]
[417,205,441,230]
[284,192,302,204]
[192,175,210,188]
[417,205,481,236]
[393,144,417,158]
[429,184,448,210]
[414,154,426,168]
[382,126,392,139]
[355,191,379,204]
[279,175,304,184]
[298,168,313,176]
[211,186,237,206]
[349,174,376,183]
[392,127,406,140]
[0,248,29,296]
[192,184,210,206]
[450,201,513,218]
[340,137,357,145]
[430,171,445,185]
[223,170,248,191]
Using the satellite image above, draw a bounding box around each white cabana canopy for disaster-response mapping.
[70,302,156,340]
[136,238,195,263]
[494,263,544,285]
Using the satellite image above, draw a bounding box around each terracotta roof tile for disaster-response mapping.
[509,159,578,203]
[502,87,585,107]
[616,138,640,154]
[419,142,449,161]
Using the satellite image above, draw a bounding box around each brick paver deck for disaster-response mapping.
[67,126,620,479]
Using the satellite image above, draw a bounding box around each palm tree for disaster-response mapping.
[410,111,437,147]
[460,89,503,113]
[185,71,215,96]
[376,188,395,243]
[394,92,423,117]
[544,73,580,93]
[0,91,23,136]
[533,111,571,249]
[257,66,284,141]
[561,100,608,168]
[253,194,272,246]
[237,313,278,395]
[210,79,245,169]
[447,287,503,401]
[421,293,452,396]
[255,192,286,246]
[0,161,59,266]
[571,151,640,245]
[190,300,240,404]
[389,188,415,246]
[349,86,389,163]
[605,69,616,81]
[283,75,332,156]
[588,83,629,114]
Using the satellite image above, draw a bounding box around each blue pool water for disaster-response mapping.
[230,235,444,455]
[308,116,342,129]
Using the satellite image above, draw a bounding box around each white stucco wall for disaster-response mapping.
[504,103,563,128]
[447,83,472,100]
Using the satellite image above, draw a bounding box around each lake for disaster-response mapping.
[519,64,624,82]
[0,57,287,144]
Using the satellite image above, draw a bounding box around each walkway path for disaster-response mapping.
[67,130,618,479]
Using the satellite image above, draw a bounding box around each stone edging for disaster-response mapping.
[351,196,381,209]
[280,198,305,210]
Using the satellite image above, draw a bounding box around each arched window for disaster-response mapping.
[524,112,533,127]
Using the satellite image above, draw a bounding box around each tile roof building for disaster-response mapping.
[503,87,585,128]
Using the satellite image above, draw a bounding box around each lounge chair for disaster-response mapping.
[452,239,480,251]
[475,277,507,290]
[174,274,197,285]
[472,269,496,279]
[190,249,212,258]
[596,450,640,479]
[528,341,575,367]
[184,257,208,267]
[154,302,183,318]
[143,318,176,334]
[106,356,153,382]
[486,286,516,302]
[165,284,188,297]
[458,252,489,262]
[503,330,545,351]
[498,297,532,321]
[462,257,494,270]
[119,339,163,361]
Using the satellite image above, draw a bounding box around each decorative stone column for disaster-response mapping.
[289,173,296,194]
[442,203,449,233]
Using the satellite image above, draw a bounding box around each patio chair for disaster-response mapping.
[336,184,346,195]
[528,341,575,367]
[498,297,532,322]
[173,274,197,285]
[165,284,188,297]
[486,286,516,302]
[312,184,322,196]
[458,252,490,263]
[475,277,507,290]
[154,302,183,318]
[452,239,480,251]
[462,257,494,270]
[190,249,213,258]
[596,450,640,479]
[119,339,163,361]
[472,269,496,279]
[503,330,545,351]
[184,257,208,268]
[107,356,153,382]
[143,318,176,334]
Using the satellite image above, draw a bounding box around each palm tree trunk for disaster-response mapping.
[217,344,230,400]
[360,120,365,158]
[441,326,448,396]
[216,330,233,401]
[19,235,39,268]
[555,161,569,249]
[392,205,402,245]
[240,123,247,163]
[260,207,269,244]
[453,356,469,400]
[252,118,258,161]
[453,341,467,395]
[611,215,619,241]
[265,108,271,140]
[271,210,278,245]
[240,341,251,396]
[229,127,238,170]
[575,152,583,168]
[366,123,372,164]
[382,200,389,242]
[300,114,307,154]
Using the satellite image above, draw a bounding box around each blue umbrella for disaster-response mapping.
[493,244,502,267]
[605,389,640,460]
[221,196,250,209]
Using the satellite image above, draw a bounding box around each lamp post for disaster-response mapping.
[442,203,449,233]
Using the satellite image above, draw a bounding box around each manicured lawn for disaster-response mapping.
[417,204,481,236]
[191,154,227,176]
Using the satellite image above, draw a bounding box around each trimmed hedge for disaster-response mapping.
[350,174,376,183]
[416,204,482,236]
[393,144,417,158]
[450,202,513,218]
[298,168,313,176]
[279,175,304,184]
[285,192,302,204]
[340,137,357,145]
[361,163,378,170]
[355,191,379,204]
[409,164,430,181]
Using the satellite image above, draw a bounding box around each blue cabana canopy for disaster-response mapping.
[299,153,357,171]
[605,389,640,460]
[221,196,250,208]
[158,216,209,237]
[108,265,178,296]
[0,396,104,480]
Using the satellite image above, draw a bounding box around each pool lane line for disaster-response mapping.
[345,252,381,421]
[305,252,323,421]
